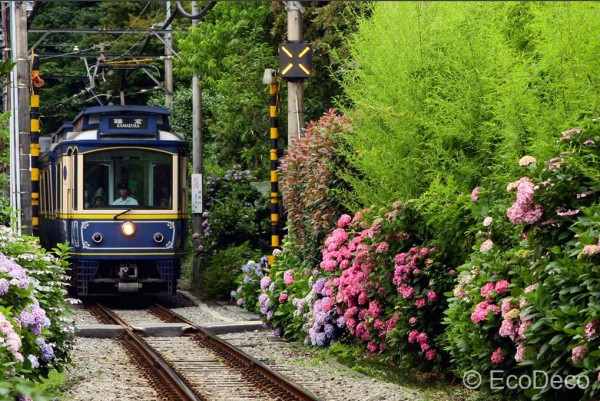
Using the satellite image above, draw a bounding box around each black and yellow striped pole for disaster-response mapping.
[30,53,44,231]
[263,69,280,266]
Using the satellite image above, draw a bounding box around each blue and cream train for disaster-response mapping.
[39,105,189,296]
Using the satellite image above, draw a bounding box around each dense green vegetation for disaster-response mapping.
[230,3,600,401]
[3,2,600,400]
[339,2,600,208]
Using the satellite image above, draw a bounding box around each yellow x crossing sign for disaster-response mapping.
[278,41,313,81]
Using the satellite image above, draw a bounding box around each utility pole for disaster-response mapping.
[9,2,31,234]
[285,1,305,147]
[164,1,173,109]
[191,0,204,283]
[2,4,10,113]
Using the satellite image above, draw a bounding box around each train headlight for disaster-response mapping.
[121,221,136,237]
[153,233,164,243]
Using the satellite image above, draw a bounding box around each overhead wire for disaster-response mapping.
[108,6,165,62]
[104,0,153,61]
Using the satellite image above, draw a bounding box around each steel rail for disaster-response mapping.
[148,304,323,401]
[89,304,204,401]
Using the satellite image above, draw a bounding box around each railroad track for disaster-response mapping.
[86,303,322,401]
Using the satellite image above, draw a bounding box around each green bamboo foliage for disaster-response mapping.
[339,2,600,208]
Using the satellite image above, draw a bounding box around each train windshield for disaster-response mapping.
[83,149,173,209]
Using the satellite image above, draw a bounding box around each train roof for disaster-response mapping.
[41,105,185,152]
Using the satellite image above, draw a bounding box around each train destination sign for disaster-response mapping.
[108,117,149,130]
[100,115,158,136]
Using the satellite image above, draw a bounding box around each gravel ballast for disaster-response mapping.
[64,291,427,401]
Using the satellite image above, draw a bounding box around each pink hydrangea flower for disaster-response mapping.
[500,298,514,315]
[572,345,588,364]
[425,348,437,361]
[584,320,599,340]
[507,177,544,224]
[515,344,527,362]
[397,284,415,299]
[494,280,510,294]
[367,341,379,353]
[337,214,352,228]
[499,319,518,341]
[581,245,600,256]
[471,301,499,323]
[453,285,466,299]
[283,269,295,286]
[471,187,482,201]
[491,347,505,364]
[375,242,389,254]
[414,298,427,308]
[480,282,496,296]
[517,319,531,340]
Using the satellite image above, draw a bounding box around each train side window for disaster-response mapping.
[73,151,78,210]
[55,162,61,214]
[153,164,172,208]
[83,161,109,208]
[40,172,45,213]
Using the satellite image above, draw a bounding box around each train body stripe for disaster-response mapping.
[66,252,184,257]
[40,213,187,219]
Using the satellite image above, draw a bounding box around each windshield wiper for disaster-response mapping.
[114,209,133,220]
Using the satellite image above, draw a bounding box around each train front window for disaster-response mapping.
[83,149,173,209]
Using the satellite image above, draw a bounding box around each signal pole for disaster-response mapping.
[285,1,304,147]
[9,2,31,234]
[263,69,280,265]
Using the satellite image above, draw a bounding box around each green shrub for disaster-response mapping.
[193,165,270,297]
[278,109,352,263]
[231,258,267,314]
[253,239,313,341]
[199,242,261,300]
[339,2,600,209]
[445,118,600,400]
[0,224,75,401]
[197,166,269,253]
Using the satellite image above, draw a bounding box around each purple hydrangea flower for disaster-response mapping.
[0,278,9,295]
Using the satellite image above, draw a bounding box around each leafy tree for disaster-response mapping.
[175,2,276,178]
[30,1,174,133]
